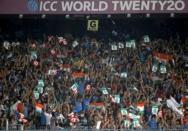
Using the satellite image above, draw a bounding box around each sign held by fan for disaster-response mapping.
[87,20,99,31]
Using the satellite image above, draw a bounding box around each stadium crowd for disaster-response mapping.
[0,33,188,130]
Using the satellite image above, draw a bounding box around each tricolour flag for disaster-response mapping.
[137,102,145,113]
[89,102,104,109]
[153,51,173,63]
[35,103,43,113]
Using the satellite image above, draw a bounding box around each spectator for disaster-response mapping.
[0,28,187,130]
[147,115,158,129]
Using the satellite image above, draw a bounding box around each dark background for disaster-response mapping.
[0,14,188,42]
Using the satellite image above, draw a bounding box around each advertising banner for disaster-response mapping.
[0,0,188,14]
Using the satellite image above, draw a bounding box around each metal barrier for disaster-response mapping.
[0,119,23,131]
[0,119,186,131]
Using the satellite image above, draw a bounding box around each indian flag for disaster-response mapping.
[35,103,43,113]
[90,102,104,109]
[137,102,145,113]
[153,51,173,63]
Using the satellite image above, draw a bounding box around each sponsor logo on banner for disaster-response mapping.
[27,0,39,12]
[0,0,187,14]
[87,20,99,31]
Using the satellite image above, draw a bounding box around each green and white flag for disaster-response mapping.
[31,51,37,60]
[37,86,43,94]
[130,40,136,48]
[126,40,136,48]
[160,65,167,74]
[121,108,128,115]
[152,105,158,115]
[33,91,39,99]
[128,112,140,119]
[111,44,117,50]
[70,83,79,93]
[133,118,140,128]
[114,95,120,103]
[118,42,124,49]
[38,80,44,87]
[144,35,150,43]
[152,65,158,72]
[101,87,108,95]
[72,40,79,48]
[126,41,132,48]
[120,72,127,78]
[124,120,130,128]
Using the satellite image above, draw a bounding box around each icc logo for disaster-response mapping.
[27,0,38,12]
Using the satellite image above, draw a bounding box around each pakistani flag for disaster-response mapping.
[160,65,167,74]
[70,83,79,94]
[38,80,44,87]
[37,86,43,94]
[114,95,120,103]
[130,40,136,48]
[144,35,150,43]
[152,105,158,115]
[152,64,158,72]
[126,40,135,48]
[121,108,128,116]
[72,40,79,48]
[33,91,39,100]
[120,72,127,78]
[124,120,130,128]
[101,87,108,95]
[118,42,124,49]
[111,44,117,51]
[133,118,140,128]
